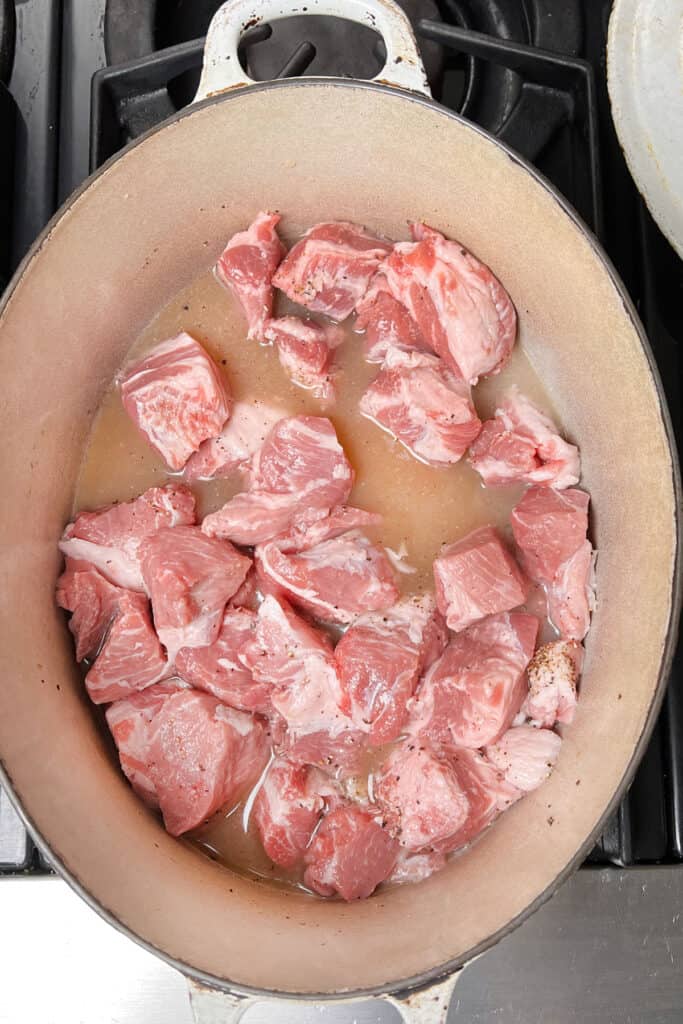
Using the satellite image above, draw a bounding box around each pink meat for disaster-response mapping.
[252,758,335,868]
[355,271,428,363]
[214,211,285,341]
[409,611,539,750]
[184,400,284,482]
[56,558,123,661]
[441,747,520,852]
[469,389,580,488]
[335,595,447,744]
[105,680,189,806]
[433,526,529,632]
[59,484,196,591]
[486,725,562,792]
[229,567,259,611]
[263,316,343,400]
[201,416,354,545]
[388,850,447,885]
[85,590,168,704]
[147,690,269,835]
[511,486,594,641]
[303,804,399,900]
[175,607,272,715]
[277,505,382,552]
[524,639,584,727]
[375,746,470,852]
[380,223,517,384]
[241,595,364,771]
[120,333,231,471]
[255,530,399,625]
[140,525,251,661]
[273,221,392,321]
[359,348,482,466]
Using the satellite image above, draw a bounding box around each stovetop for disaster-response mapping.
[1,0,681,876]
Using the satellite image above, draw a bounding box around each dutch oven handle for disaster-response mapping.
[193,0,432,101]
[188,970,463,1022]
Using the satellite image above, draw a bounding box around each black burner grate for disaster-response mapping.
[1,0,681,875]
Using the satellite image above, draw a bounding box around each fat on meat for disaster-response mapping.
[388,850,447,885]
[59,484,196,592]
[252,758,337,868]
[201,416,354,545]
[148,690,269,835]
[440,746,521,852]
[255,529,400,625]
[276,505,382,552]
[263,316,343,400]
[335,595,447,744]
[175,607,273,715]
[240,595,365,771]
[273,221,392,321]
[469,388,580,489]
[56,558,124,661]
[303,804,399,900]
[485,725,562,792]
[524,639,584,727]
[85,590,168,704]
[214,211,285,341]
[433,525,529,632]
[184,400,284,482]
[355,270,428,363]
[105,680,189,806]
[120,333,231,471]
[359,348,482,466]
[511,486,594,640]
[409,611,539,750]
[140,525,251,662]
[380,223,517,384]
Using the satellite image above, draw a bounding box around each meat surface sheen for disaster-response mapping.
[214,211,285,341]
[120,333,231,471]
[273,221,392,321]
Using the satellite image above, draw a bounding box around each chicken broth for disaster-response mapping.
[74,266,562,889]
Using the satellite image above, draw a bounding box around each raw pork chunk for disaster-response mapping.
[360,348,481,466]
[56,559,123,661]
[253,758,336,868]
[214,211,285,341]
[263,316,343,399]
[486,725,562,792]
[380,223,517,384]
[108,687,269,835]
[388,850,447,885]
[59,484,196,591]
[140,525,251,661]
[184,400,284,482]
[120,333,231,471]
[85,590,167,703]
[241,596,365,770]
[175,607,272,715]
[441,747,520,851]
[273,221,392,321]
[201,416,354,545]
[469,389,580,488]
[256,530,399,625]
[434,526,529,632]
[409,611,538,750]
[279,505,382,552]
[105,680,188,806]
[511,486,594,640]
[303,804,399,900]
[355,270,428,363]
[335,595,447,743]
[523,639,583,727]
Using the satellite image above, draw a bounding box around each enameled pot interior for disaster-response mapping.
[0,82,678,996]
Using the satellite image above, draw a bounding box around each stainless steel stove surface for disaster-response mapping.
[1,1,682,1020]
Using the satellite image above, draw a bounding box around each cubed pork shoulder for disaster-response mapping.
[214,211,285,341]
[120,333,231,471]
[184,400,284,482]
[263,316,343,400]
[303,804,399,900]
[359,348,482,466]
[433,526,529,632]
[273,221,392,321]
[469,388,580,488]
[485,725,562,792]
[523,639,584,727]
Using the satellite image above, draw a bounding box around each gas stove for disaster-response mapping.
[3,0,680,877]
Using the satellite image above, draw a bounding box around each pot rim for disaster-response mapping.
[0,75,680,1002]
